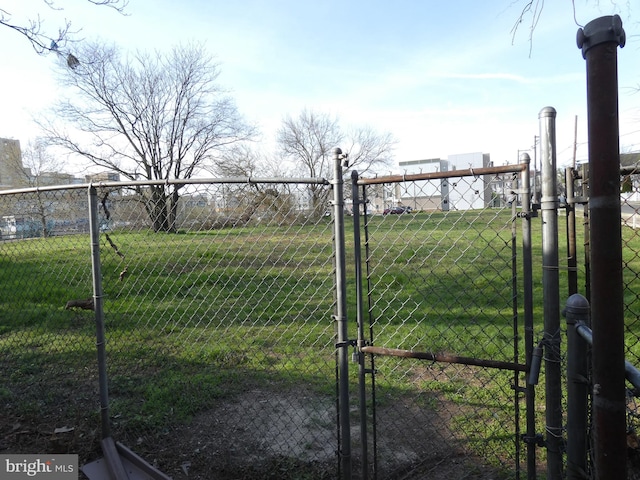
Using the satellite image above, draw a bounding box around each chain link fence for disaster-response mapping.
[0,166,549,480]
[616,164,640,477]
[0,180,342,479]
[352,167,532,479]
[562,163,640,479]
[0,188,96,461]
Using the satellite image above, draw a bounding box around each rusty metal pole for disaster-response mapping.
[577,15,627,480]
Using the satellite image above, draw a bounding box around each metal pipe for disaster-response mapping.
[332,147,352,479]
[573,321,640,395]
[564,294,590,479]
[0,176,330,196]
[89,186,111,439]
[620,165,640,175]
[565,167,578,296]
[351,170,369,479]
[577,15,627,480]
[627,361,640,395]
[357,163,527,185]
[361,184,379,479]
[511,184,521,480]
[360,346,527,372]
[579,164,592,301]
[528,344,543,386]
[519,153,537,480]
[539,106,563,480]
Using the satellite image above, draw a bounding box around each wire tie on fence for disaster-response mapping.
[542,265,561,271]
[542,355,563,364]
[545,425,565,439]
[335,339,356,349]
[544,328,562,341]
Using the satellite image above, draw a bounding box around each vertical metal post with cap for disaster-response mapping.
[519,153,538,480]
[539,106,563,480]
[332,147,352,479]
[577,15,627,480]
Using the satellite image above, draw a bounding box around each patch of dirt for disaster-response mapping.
[1,375,514,479]
[139,387,508,480]
[154,389,338,479]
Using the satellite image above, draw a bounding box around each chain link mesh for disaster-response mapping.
[0,182,340,479]
[562,164,640,479]
[358,173,527,479]
[0,189,96,457]
[620,167,640,479]
[0,170,573,479]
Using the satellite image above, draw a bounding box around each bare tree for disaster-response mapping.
[15,138,65,187]
[510,1,633,53]
[211,143,263,178]
[0,0,127,55]
[277,108,395,214]
[40,41,256,232]
[210,144,304,224]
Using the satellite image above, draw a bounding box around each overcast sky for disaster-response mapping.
[0,0,639,173]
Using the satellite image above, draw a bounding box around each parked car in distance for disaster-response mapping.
[383,206,412,215]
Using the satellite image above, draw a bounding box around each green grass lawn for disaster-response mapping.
[2,207,640,479]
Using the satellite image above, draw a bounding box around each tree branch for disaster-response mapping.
[0,0,127,54]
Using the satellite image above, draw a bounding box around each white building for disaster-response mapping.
[445,152,492,210]
[396,158,447,211]
[397,152,492,211]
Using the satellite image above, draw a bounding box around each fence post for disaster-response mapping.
[520,153,538,480]
[565,167,578,296]
[351,170,370,480]
[539,106,564,480]
[577,15,627,480]
[88,186,111,439]
[564,294,590,479]
[577,164,591,301]
[332,147,352,479]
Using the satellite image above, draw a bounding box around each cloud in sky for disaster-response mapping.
[0,0,638,171]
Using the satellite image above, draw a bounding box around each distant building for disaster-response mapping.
[396,158,447,211]
[0,138,112,189]
[619,152,640,202]
[85,172,120,183]
[392,152,493,212]
[0,138,24,189]
[34,171,80,187]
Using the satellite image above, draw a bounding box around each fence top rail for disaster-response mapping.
[358,162,529,185]
[620,164,640,175]
[0,176,331,196]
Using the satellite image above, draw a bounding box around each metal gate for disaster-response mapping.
[346,161,536,479]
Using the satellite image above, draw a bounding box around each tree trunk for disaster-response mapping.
[36,192,49,238]
[149,186,170,233]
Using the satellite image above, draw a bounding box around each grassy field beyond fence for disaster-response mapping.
[2,206,640,478]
